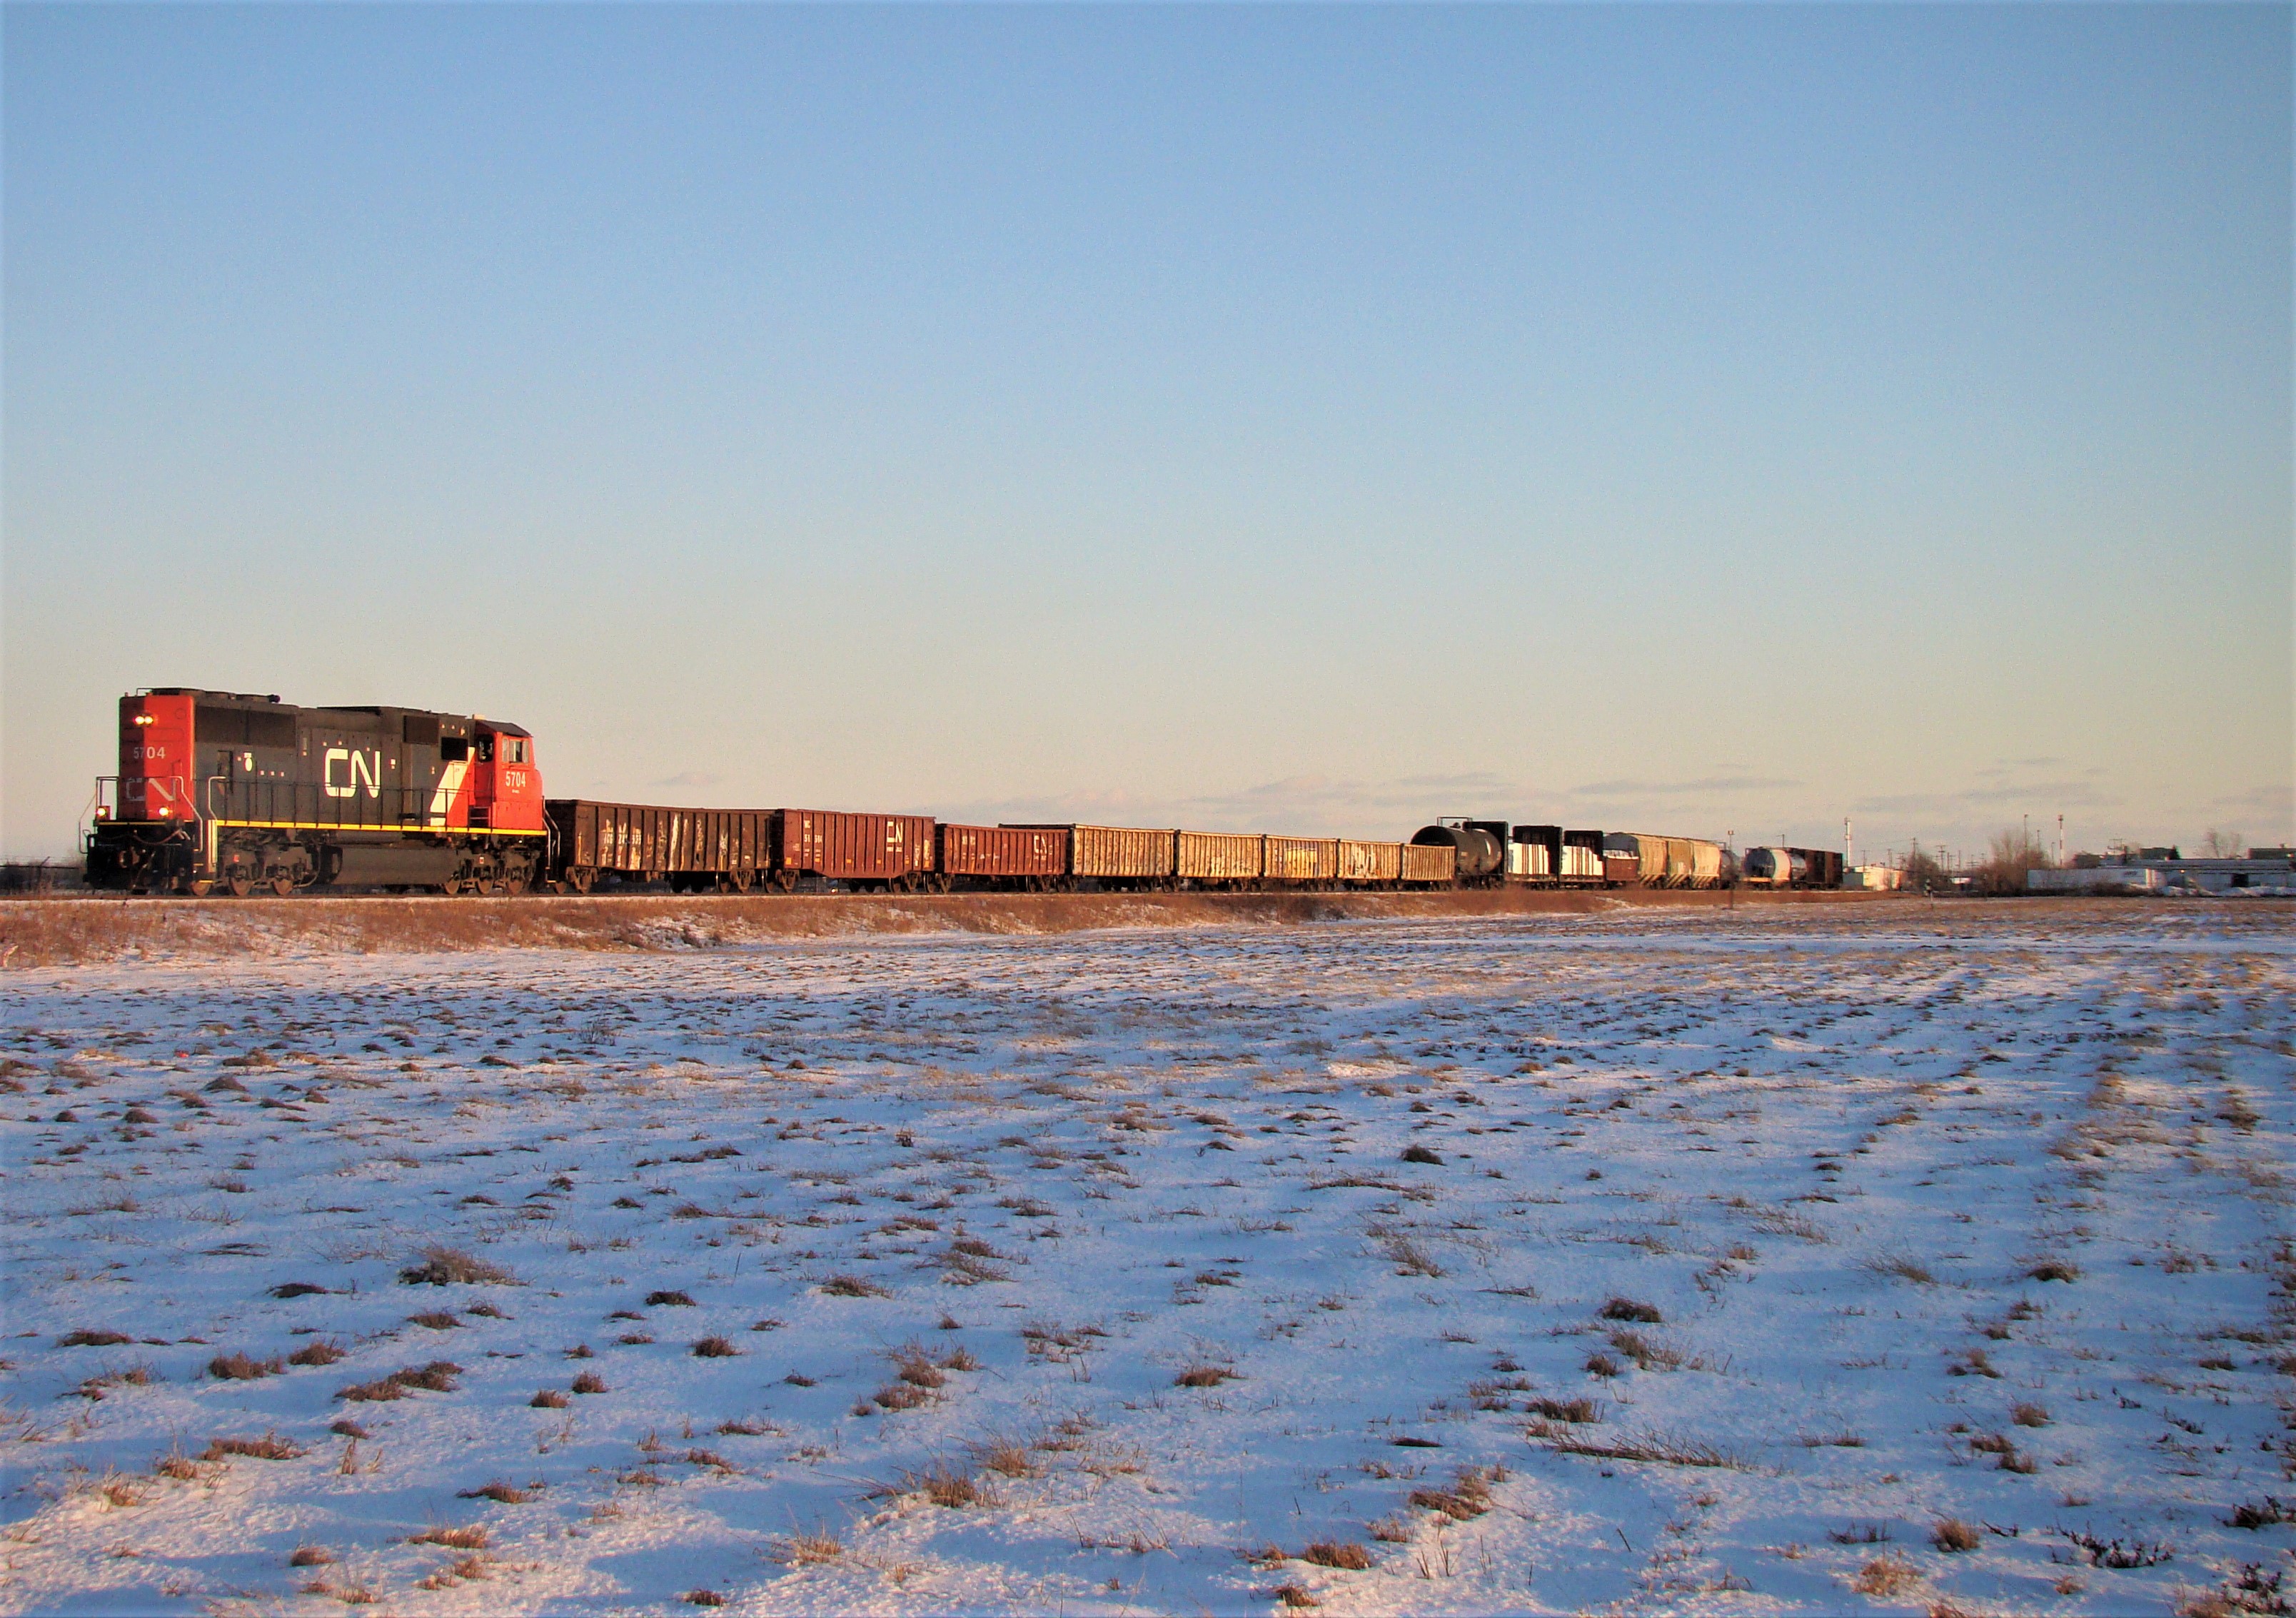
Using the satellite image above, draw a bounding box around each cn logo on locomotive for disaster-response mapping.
[323,747,383,799]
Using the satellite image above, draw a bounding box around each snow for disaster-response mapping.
[1,902,2290,1615]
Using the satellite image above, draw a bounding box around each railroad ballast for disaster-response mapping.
[83,689,1841,895]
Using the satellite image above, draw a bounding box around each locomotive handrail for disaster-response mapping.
[200,775,436,830]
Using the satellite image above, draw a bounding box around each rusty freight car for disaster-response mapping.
[937,823,1069,890]
[775,808,937,891]
[545,800,772,893]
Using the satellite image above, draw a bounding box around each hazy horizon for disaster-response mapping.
[5,4,2288,863]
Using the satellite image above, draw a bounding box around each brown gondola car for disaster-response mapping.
[545,800,771,893]
[775,808,937,891]
[938,823,1070,890]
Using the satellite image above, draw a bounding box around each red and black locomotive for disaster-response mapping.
[86,689,545,895]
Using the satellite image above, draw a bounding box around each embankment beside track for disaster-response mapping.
[0,886,1905,967]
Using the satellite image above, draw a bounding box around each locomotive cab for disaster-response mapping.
[468,723,545,833]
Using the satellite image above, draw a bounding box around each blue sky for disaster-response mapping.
[4,4,2288,861]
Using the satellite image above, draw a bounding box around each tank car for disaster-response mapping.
[1411,819,1504,886]
[86,689,545,895]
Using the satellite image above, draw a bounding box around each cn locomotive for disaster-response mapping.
[86,689,545,896]
[83,688,1833,895]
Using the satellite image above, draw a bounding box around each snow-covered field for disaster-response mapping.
[3,903,2290,1617]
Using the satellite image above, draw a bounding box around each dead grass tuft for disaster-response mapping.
[409,1525,489,1549]
[820,1274,891,1298]
[400,1247,518,1287]
[1598,1297,1662,1324]
[58,1330,134,1348]
[456,1479,537,1504]
[531,1390,570,1408]
[1301,1542,1374,1570]
[1531,1425,1755,1470]
[288,1340,347,1367]
[207,1351,283,1381]
[570,1371,608,1395]
[1931,1517,1982,1552]
[898,1461,995,1508]
[288,1544,336,1567]
[969,1436,1036,1477]
[1409,1464,1504,1519]
[200,1432,306,1462]
[1526,1396,1603,1424]
[772,1528,844,1566]
[1849,1554,1920,1597]
[1866,1250,1937,1285]
[338,1360,462,1402]
[2025,1259,2080,1284]
[1175,1362,1237,1388]
[690,1336,738,1358]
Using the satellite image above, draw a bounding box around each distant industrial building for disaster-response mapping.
[2028,851,2295,895]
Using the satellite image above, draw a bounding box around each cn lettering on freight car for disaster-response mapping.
[322,748,383,799]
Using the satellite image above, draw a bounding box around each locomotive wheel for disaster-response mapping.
[269,875,295,898]
[440,877,464,897]
[186,879,214,898]
[501,874,527,897]
[225,871,253,898]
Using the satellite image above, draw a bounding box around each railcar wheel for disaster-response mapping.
[269,875,295,898]
[440,877,464,897]
[770,871,796,894]
[569,868,594,894]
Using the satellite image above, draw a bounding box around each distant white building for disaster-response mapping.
[1843,864,1903,891]
[2028,855,2293,895]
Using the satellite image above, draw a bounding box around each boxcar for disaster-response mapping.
[1176,831,1262,885]
[1338,839,1404,884]
[937,823,1069,889]
[546,800,771,893]
[775,809,937,890]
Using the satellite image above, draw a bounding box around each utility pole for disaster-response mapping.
[1846,817,1853,870]
[2057,813,2065,868]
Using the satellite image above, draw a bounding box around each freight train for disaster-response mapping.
[82,689,1829,895]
